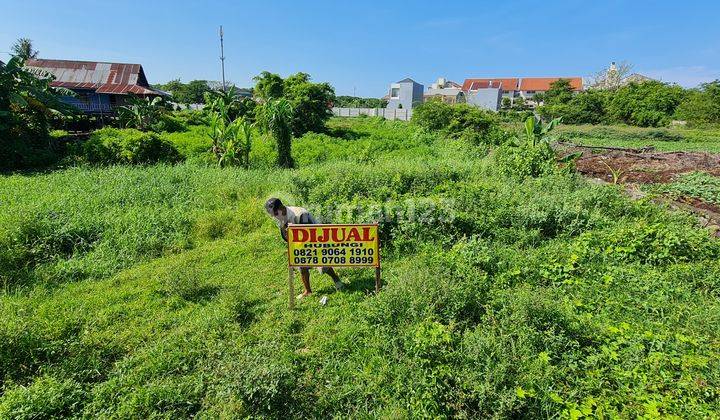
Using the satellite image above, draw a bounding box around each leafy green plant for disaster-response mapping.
[412,101,506,145]
[264,98,294,168]
[657,171,720,204]
[524,116,561,147]
[78,127,181,165]
[207,99,254,167]
[493,116,562,178]
[117,96,168,131]
[0,56,76,170]
[600,158,625,184]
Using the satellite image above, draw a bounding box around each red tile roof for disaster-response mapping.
[462,77,584,92]
[25,58,165,96]
[463,78,519,92]
[519,77,583,91]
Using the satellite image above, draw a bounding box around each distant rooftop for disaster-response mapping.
[463,77,583,92]
[25,58,167,96]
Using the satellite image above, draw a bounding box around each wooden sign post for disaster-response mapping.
[287,223,381,309]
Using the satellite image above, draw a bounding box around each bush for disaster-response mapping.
[412,101,506,145]
[494,142,557,178]
[538,90,609,125]
[151,113,187,133]
[172,110,208,126]
[78,128,181,165]
[675,81,720,125]
[607,81,685,127]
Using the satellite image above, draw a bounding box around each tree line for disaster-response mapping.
[536,78,720,127]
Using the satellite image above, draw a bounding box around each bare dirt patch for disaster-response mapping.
[556,142,720,234]
[557,143,720,184]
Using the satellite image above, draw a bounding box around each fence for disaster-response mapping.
[332,107,413,121]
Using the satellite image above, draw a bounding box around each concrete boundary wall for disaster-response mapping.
[332,107,413,121]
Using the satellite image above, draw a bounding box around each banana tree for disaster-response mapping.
[208,99,254,168]
[117,96,166,131]
[525,116,562,147]
[1,56,75,139]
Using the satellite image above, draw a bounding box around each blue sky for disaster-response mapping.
[2,0,719,96]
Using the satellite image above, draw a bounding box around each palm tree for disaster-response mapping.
[11,38,38,60]
[265,99,294,168]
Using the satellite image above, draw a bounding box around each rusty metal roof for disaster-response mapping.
[25,58,166,96]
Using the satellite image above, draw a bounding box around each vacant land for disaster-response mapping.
[555,124,720,153]
[1,118,719,418]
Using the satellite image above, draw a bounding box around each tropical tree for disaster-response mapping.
[284,77,335,135]
[543,79,574,105]
[10,38,38,60]
[252,71,284,102]
[606,81,685,127]
[334,96,386,108]
[207,99,253,167]
[264,99,294,168]
[0,56,75,169]
[117,96,167,131]
[204,85,256,122]
[154,79,210,105]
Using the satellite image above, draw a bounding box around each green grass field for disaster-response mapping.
[553,124,720,152]
[1,117,719,417]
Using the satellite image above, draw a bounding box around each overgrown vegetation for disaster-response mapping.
[412,100,507,145]
[652,171,720,205]
[75,127,181,165]
[1,116,719,417]
[253,71,335,136]
[537,78,720,127]
[0,56,75,171]
[333,95,387,108]
[554,124,720,153]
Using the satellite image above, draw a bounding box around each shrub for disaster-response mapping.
[412,100,455,131]
[538,90,609,125]
[675,81,720,125]
[159,125,211,160]
[606,81,685,127]
[494,142,557,179]
[151,113,187,133]
[412,101,507,145]
[172,110,208,126]
[78,128,181,165]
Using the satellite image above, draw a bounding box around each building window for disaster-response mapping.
[390,88,400,98]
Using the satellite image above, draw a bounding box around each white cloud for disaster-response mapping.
[641,66,720,88]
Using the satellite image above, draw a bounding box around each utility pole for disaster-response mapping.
[219,25,226,92]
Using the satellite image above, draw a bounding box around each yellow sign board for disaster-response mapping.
[287,223,380,268]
